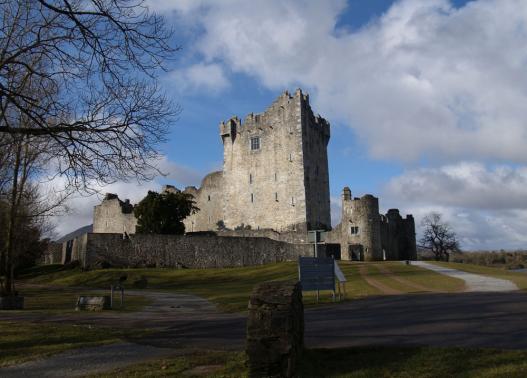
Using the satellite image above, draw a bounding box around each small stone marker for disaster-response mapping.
[246,281,304,378]
[75,296,111,311]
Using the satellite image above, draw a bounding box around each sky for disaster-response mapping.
[52,0,527,251]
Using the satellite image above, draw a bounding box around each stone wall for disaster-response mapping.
[183,171,224,232]
[327,187,416,261]
[246,281,304,378]
[74,233,311,269]
[220,89,331,233]
[380,210,417,260]
[93,194,137,234]
[43,242,62,264]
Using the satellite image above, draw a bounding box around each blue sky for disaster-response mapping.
[57,0,527,251]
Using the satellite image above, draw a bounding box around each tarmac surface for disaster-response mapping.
[2,265,527,377]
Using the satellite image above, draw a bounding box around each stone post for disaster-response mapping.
[246,281,304,378]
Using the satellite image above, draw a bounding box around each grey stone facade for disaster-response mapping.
[69,232,312,270]
[326,187,417,261]
[93,193,137,234]
[184,88,331,233]
[88,89,416,262]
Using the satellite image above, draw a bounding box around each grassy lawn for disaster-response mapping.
[22,261,466,312]
[378,262,466,292]
[0,320,141,367]
[431,261,527,290]
[11,286,152,315]
[88,346,527,378]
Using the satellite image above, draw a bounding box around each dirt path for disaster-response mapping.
[376,264,434,292]
[358,265,402,295]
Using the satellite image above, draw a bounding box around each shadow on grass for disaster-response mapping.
[298,346,527,377]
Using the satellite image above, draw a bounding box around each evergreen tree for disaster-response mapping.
[134,191,198,235]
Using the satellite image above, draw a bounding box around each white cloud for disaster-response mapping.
[157,0,527,164]
[382,162,527,250]
[169,63,229,93]
[386,162,527,210]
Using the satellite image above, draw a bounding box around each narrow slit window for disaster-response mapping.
[350,226,359,235]
[274,172,277,181]
[251,193,254,203]
[291,196,295,206]
[289,153,293,162]
[249,173,253,184]
[275,192,278,201]
[208,195,211,201]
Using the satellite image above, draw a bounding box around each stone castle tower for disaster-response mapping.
[326,187,417,261]
[182,89,331,233]
[219,89,331,232]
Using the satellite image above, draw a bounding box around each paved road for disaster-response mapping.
[4,291,527,376]
[412,261,519,292]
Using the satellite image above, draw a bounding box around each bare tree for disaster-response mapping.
[419,212,460,262]
[0,0,179,191]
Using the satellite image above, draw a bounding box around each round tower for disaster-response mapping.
[353,195,382,261]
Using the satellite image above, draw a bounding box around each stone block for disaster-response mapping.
[0,296,24,310]
[76,296,111,311]
[246,281,304,378]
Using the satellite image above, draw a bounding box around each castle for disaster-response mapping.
[93,89,416,261]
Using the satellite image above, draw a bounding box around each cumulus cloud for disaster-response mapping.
[169,63,230,93]
[382,162,527,250]
[156,0,527,164]
[386,162,527,210]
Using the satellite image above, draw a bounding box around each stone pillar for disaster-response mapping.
[246,281,304,378]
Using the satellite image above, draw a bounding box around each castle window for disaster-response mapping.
[289,153,293,162]
[208,195,211,201]
[275,192,278,201]
[274,172,277,181]
[251,193,254,203]
[291,196,295,206]
[351,226,359,235]
[249,173,253,184]
[250,136,260,150]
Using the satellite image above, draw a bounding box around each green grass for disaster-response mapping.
[23,261,467,312]
[379,262,466,292]
[431,262,527,290]
[86,346,527,377]
[89,350,247,378]
[12,286,151,315]
[0,320,143,367]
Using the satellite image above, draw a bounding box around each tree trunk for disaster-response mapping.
[3,141,21,296]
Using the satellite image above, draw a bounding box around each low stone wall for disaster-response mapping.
[77,233,311,269]
[246,281,304,378]
[43,242,62,264]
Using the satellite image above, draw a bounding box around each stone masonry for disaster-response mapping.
[184,88,331,233]
[93,193,137,234]
[89,89,416,261]
[326,187,417,261]
[246,281,304,378]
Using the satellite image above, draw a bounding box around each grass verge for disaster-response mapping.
[87,346,527,378]
[431,261,527,290]
[24,261,466,312]
[0,320,142,367]
[13,286,151,315]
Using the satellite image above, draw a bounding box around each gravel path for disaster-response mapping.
[412,261,519,292]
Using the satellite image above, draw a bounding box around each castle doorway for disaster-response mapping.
[348,244,363,261]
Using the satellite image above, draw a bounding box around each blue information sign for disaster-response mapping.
[298,257,335,292]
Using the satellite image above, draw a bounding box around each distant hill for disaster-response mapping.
[56,224,93,243]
